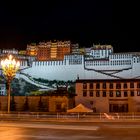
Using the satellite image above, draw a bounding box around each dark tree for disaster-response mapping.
[68,86,75,94]
[0,102,1,111]
[22,96,29,111]
[10,96,16,111]
[38,96,44,111]
[11,79,21,95]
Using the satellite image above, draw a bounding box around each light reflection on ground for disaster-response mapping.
[0,122,140,140]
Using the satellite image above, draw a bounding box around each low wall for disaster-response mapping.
[0,96,70,112]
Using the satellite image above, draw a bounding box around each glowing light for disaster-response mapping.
[0,55,20,113]
[1,55,20,81]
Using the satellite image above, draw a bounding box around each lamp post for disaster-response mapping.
[1,55,20,113]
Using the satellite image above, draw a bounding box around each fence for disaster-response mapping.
[1,112,140,121]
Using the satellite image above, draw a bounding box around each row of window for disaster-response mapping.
[20,61,27,66]
[83,82,140,89]
[34,59,83,66]
[82,91,140,97]
[69,60,82,65]
[85,60,132,66]
[64,55,83,60]
[110,54,131,59]
[34,61,66,66]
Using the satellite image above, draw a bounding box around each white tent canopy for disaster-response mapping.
[67,104,93,113]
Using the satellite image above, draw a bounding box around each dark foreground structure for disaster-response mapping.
[0,87,75,112]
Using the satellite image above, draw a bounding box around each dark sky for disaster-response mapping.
[0,1,139,52]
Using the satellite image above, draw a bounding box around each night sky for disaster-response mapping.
[0,1,139,52]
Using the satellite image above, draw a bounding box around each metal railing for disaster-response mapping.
[1,112,140,121]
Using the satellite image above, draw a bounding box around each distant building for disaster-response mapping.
[71,43,80,54]
[84,47,91,55]
[26,43,38,56]
[2,48,19,55]
[75,79,140,113]
[26,41,71,61]
[89,45,113,59]
[36,42,50,61]
[18,50,27,55]
[1,43,140,88]
[36,41,71,61]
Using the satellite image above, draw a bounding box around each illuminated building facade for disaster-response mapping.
[1,44,140,88]
[36,41,71,61]
[2,48,18,55]
[26,43,38,56]
[18,50,27,55]
[75,79,140,113]
[36,42,50,61]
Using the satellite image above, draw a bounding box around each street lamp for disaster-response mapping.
[0,55,20,113]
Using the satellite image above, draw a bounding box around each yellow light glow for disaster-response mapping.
[0,55,20,81]
[0,54,20,113]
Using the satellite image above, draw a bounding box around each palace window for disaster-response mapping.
[130,82,134,88]
[116,91,121,97]
[109,91,113,97]
[89,83,93,89]
[83,83,87,89]
[137,83,140,88]
[83,91,87,97]
[137,91,140,96]
[116,83,121,89]
[109,83,113,89]
[89,91,93,97]
[124,91,128,97]
[130,91,134,96]
[123,83,127,89]
[96,91,100,97]
[102,83,106,89]
[96,83,100,89]
[133,58,136,63]
[103,91,106,97]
